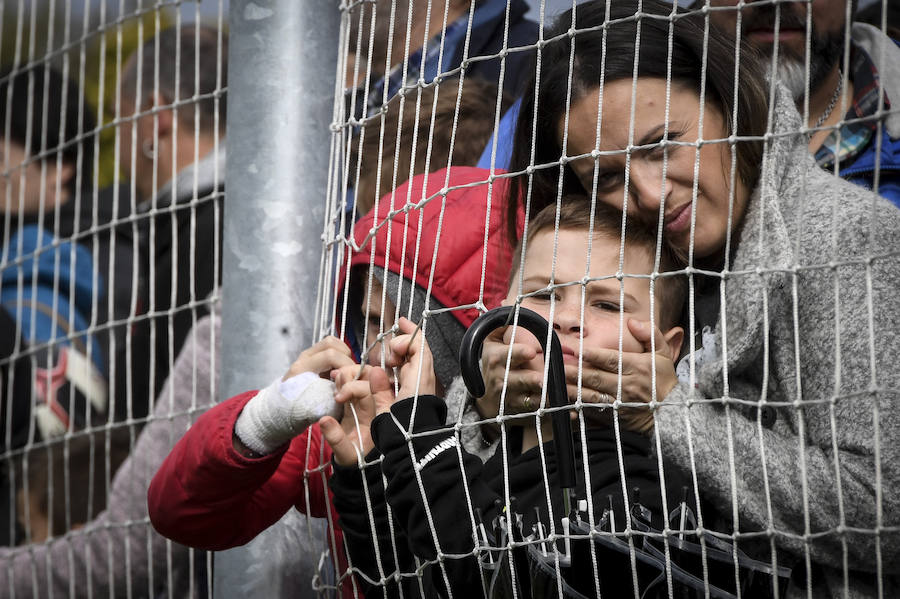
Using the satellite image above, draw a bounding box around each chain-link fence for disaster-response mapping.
[0,1,226,596]
[1,0,898,598]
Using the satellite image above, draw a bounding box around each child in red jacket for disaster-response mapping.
[147,167,516,598]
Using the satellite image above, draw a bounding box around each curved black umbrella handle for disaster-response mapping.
[459,306,576,491]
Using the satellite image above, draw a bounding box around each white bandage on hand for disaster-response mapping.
[234,372,342,455]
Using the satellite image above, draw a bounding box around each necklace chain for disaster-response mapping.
[813,68,844,130]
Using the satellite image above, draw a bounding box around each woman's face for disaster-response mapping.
[560,78,749,260]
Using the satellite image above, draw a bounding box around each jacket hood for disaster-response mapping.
[346,166,520,330]
[851,23,900,139]
[1,225,104,370]
[2,225,100,315]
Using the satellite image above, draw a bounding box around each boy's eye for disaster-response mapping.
[529,290,555,302]
[592,301,621,312]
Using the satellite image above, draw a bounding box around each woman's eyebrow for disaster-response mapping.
[634,123,669,147]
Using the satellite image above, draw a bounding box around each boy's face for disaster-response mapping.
[361,277,397,368]
[504,228,681,366]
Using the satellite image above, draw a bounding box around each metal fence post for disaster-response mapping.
[217,0,340,596]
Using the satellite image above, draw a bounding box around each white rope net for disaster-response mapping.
[0,0,898,598]
[316,0,900,598]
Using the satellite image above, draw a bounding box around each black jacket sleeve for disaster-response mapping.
[329,451,415,599]
[371,395,502,597]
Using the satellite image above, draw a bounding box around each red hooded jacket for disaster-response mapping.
[147,167,518,597]
[347,166,517,329]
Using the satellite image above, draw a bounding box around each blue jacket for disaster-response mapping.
[839,112,900,208]
[453,0,538,98]
[1,225,107,443]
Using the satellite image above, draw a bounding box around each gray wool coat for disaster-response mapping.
[654,88,900,597]
[444,87,900,597]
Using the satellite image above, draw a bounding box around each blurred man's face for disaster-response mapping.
[117,97,158,201]
[708,0,849,99]
[1,138,70,216]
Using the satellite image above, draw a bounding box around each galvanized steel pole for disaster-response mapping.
[217,0,340,596]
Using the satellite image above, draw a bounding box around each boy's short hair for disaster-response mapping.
[0,64,96,197]
[514,198,686,330]
[121,24,227,134]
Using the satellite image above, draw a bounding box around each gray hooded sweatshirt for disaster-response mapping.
[653,87,900,597]
[442,85,900,597]
[852,23,900,142]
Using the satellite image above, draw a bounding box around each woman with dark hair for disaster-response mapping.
[471,1,900,596]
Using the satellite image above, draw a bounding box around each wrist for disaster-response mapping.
[468,391,500,444]
[232,430,266,459]
[234,374,339,455]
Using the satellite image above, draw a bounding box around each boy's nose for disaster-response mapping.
[552,299,583,334]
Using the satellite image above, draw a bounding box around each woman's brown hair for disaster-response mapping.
[506,0,768,244]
